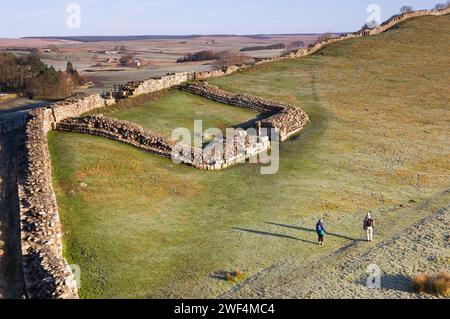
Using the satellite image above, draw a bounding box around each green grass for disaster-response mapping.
[49,15,450,298]
[97,90,258,137]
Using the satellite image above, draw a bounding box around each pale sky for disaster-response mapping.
[0,0,444,38]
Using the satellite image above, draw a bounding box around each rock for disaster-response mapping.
[78,182,88,189]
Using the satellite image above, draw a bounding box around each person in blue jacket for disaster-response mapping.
[316,219,326,245]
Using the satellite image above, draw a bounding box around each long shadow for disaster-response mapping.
[357,273,413,293]
[232,112,276,131]
[266,222,364,242]
[233,227,317,245]
[0,132,25,298]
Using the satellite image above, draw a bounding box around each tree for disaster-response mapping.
[434,3,448,9]
[212,51,253,69]
[361,19,380,30]
[316,33,333,43]
[66,61,83,85]
[115,45,128,54]
[400,5,414,13]
[48,44,60,53]
[0,53,77,100]
[66,61,75,74]
[240,43,285,52]
[289,41,305,48]
[119,55,134,66]
[176,50,219,63]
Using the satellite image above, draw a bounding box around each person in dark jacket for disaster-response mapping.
[316,219,326,245]
[363,213,375,242]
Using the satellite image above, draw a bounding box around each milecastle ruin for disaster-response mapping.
[12,7,450,298]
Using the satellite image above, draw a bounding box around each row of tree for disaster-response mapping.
[240,43,286,52]
[176,50,253,69]
[434,1,450,9]
[400,2,449,14]
[0,53,83,100]
[176,50,220,63]
[362,3,449,31]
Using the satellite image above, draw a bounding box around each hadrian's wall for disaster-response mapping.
[15,8,449,299]
[258,7,450,63]
[110,8,449,100]
[192,8,450,77]
[17,95,108,299]
[181,82,310,142]
[50,95,113,124]
[111,72,189,99]
[17,108,79,299]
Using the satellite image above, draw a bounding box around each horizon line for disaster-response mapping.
[17,32,349,39]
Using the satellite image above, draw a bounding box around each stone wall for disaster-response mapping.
[175,130,271,171]
[56,115,176,159]
[49,94,108,124]
[17,107,78,299]
[17,95,111,299]
[181,82,310,142]
[55,115,271,171]
[111,72,189,99]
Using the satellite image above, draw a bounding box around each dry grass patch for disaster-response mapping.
[227,268,246,283]
[412,271,450,297]
[213,268,247,283]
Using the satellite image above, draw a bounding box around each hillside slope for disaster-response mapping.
[212,14,450,299]
[49,14,449,298]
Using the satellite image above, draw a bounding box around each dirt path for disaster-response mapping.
[0,131,25,299]
[220,190,449,299]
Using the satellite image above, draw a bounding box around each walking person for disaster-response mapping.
[316,219,326,245]
[364,213,375,242]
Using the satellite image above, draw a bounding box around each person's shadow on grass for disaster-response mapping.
[266,222,364,242]
[233,227,318,245]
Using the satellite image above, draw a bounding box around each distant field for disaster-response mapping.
[98,90,258,137]
[0,38,79,48]
[1,34,320,94]
[49,15,450,298]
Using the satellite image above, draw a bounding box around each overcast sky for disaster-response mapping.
[0,0,444,38]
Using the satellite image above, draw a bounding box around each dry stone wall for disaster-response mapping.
[111,72,189,99]
[17,95,110,299]
[181,82,310,142]
[17,108,78,299]
[176,131,271,171]
[55,115,271,171]
[50,94,108,124]
[56,115,175,159]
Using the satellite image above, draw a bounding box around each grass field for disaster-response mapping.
[97,90,258,137]
[48,15,450,298]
